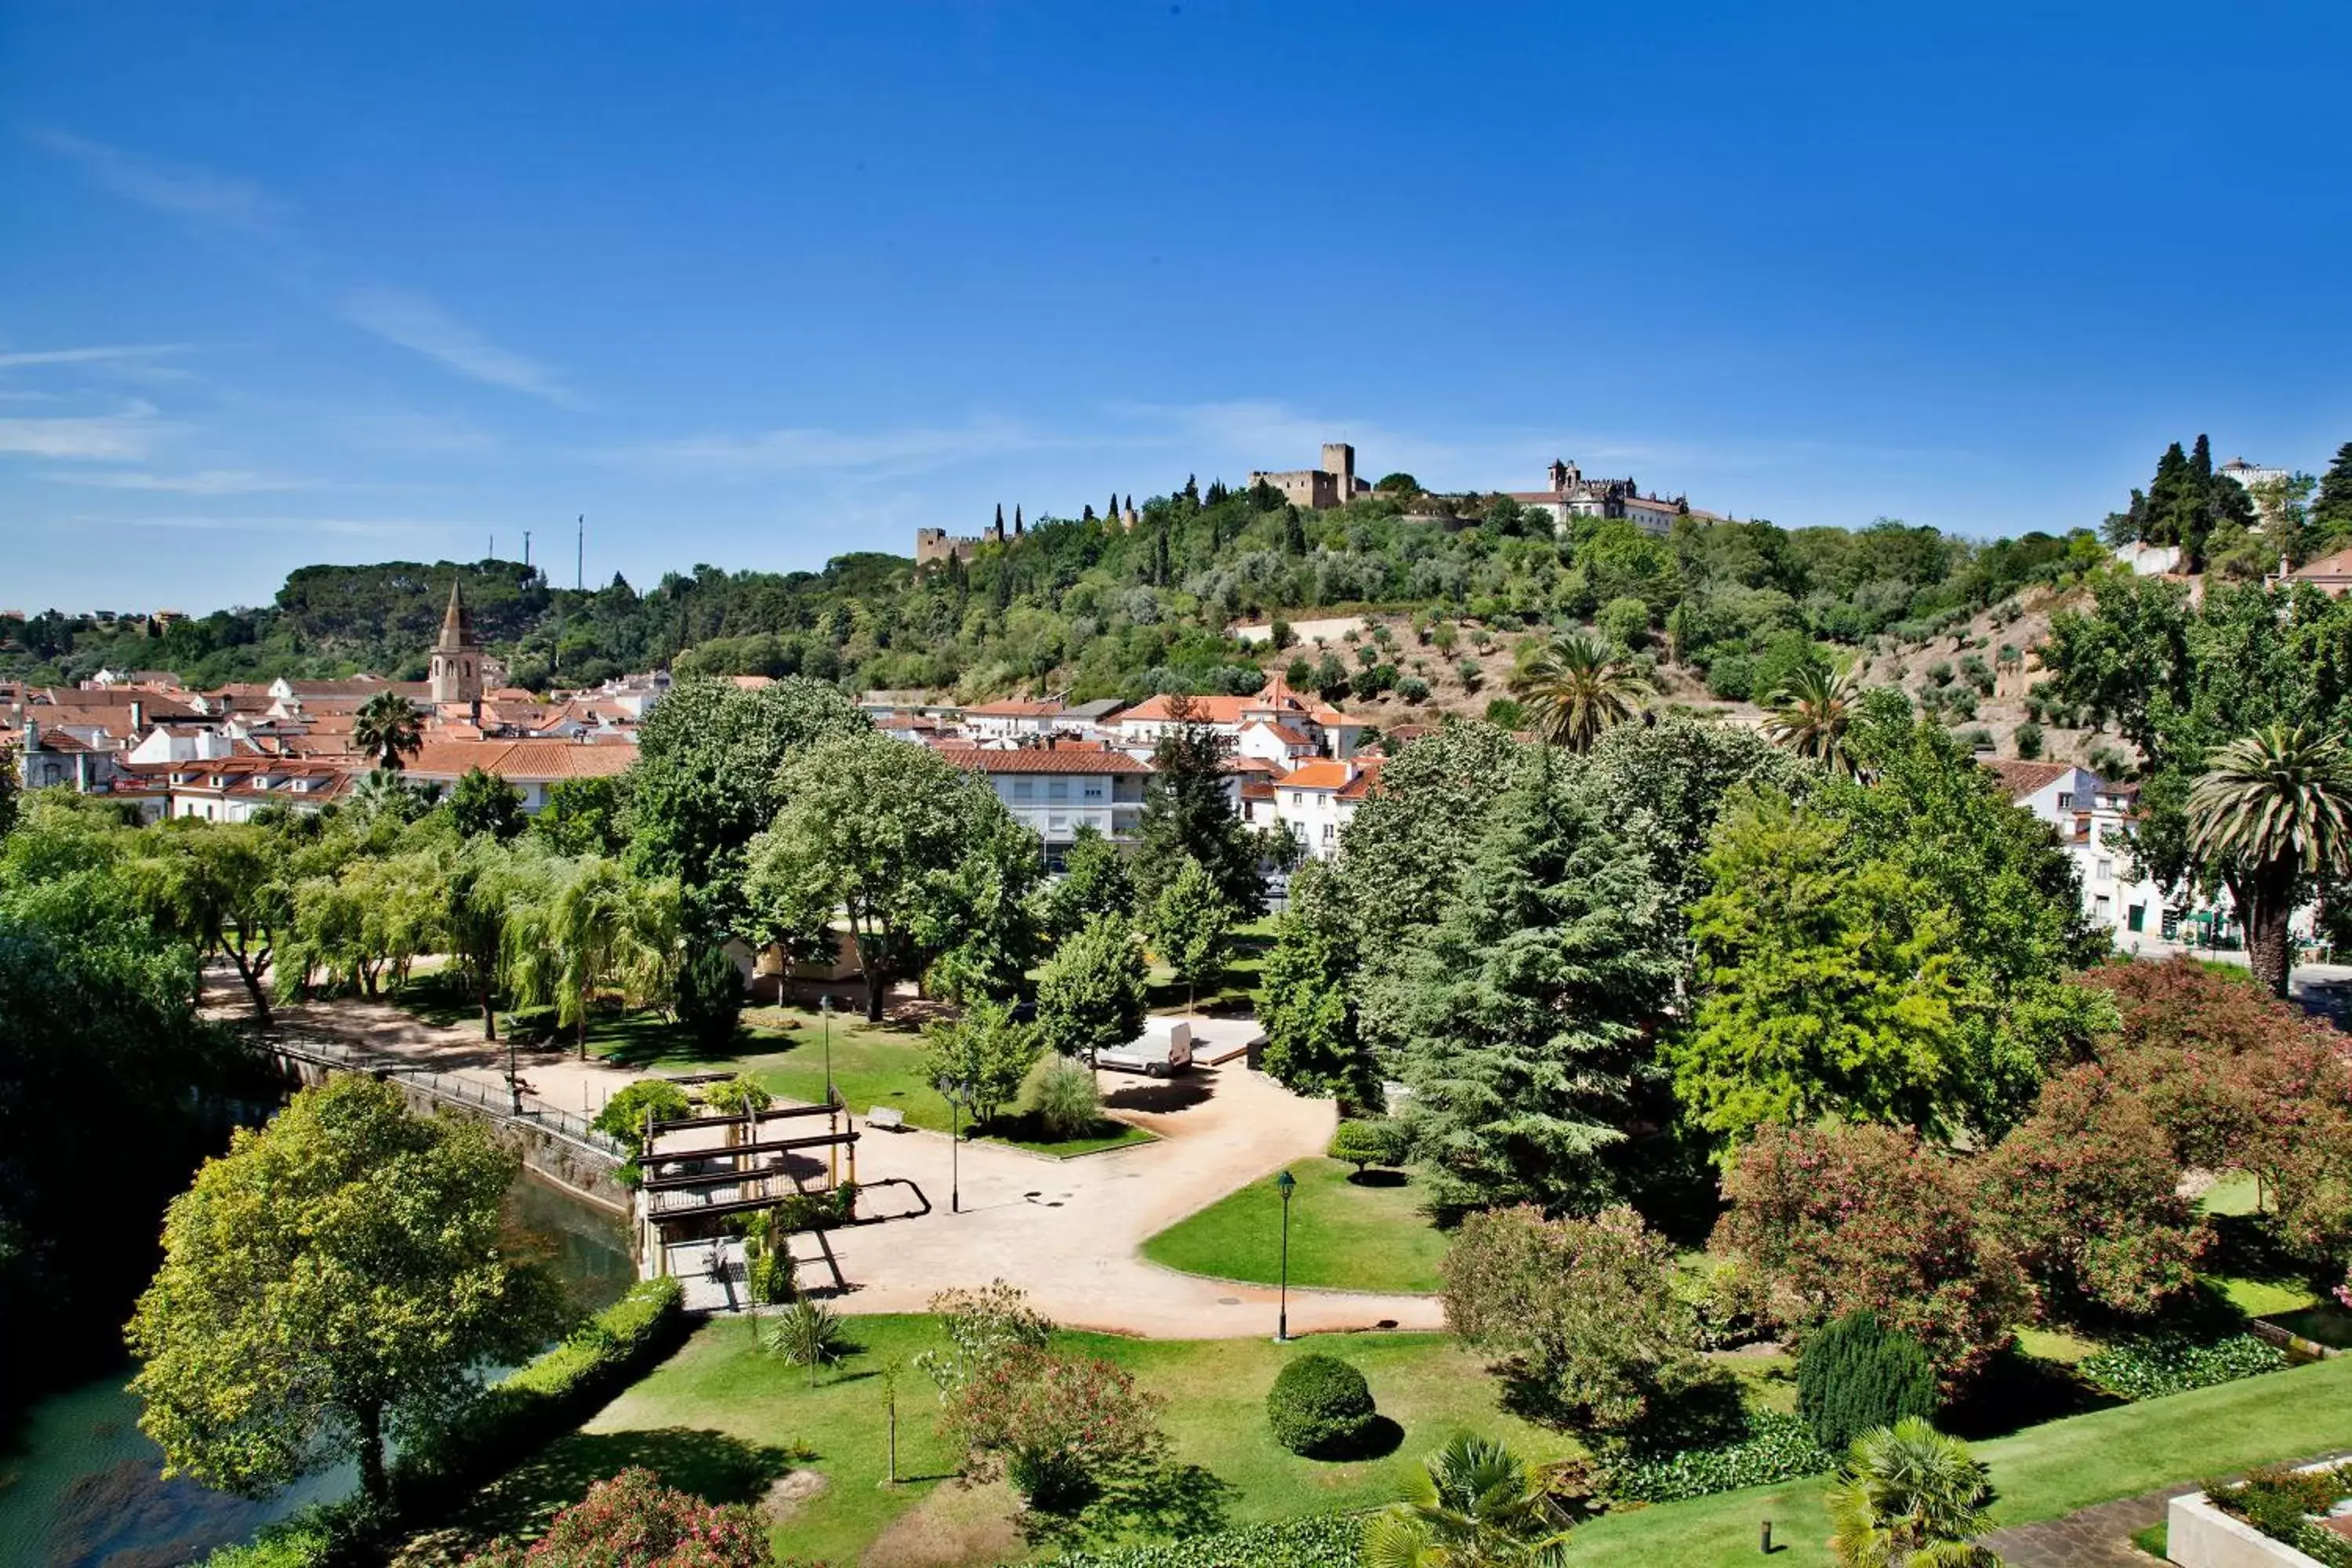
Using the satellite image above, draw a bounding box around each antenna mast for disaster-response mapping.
[523,529,532,569]
[576,514,585,591]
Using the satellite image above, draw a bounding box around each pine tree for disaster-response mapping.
[1363,753,1680,1214]
[1133,705,1268,916]
[2311,441,2352,556]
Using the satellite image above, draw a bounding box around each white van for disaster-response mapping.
[1094,1021,1193,1078]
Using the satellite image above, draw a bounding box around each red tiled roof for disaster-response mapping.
[1980,759,2074,799]
[931,742,1149,775]
[401,739,640,782]
[1282,760,1355,791]
[964,699,1065,717]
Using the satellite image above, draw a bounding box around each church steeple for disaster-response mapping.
[430,577,482,706]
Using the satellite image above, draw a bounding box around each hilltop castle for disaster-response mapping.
[1248,443,1372,511]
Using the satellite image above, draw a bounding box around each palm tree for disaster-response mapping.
[349,766,416,821]
[506,855,683,1058]
[1363,1434,1573,1568]
[2187,723,2352,998]
[1512,631,1646,752]
[1764,663,1865,776]
[1825,1417,1999,1568]
[352,690,423,771]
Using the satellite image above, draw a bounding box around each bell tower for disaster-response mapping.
[429,578,482,706]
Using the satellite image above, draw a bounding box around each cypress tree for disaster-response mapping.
[993,502,1004,535]
[1798,1310,1938,1452]
[1013,503,1025,537]
[2311,441,2352,555]
[1283,504,1308,556]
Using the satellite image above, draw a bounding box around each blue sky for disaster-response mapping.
[4,2,2348,614]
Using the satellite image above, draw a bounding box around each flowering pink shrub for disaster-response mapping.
[463,1468,786,1568]
[938,1346,1167,1512]
[1713,1124,2024,1391]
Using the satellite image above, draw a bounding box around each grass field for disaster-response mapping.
[451,1323,2352,1568]
[1140,1156,1450,1294]
[1566,1354,2352,1568]
[453,1316,1574,1566]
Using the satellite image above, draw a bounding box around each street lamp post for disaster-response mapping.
[820,994,837,1185]
[506,1029,521,1116]
[949,1081,964,1214]
[1274,1168,1296,1343]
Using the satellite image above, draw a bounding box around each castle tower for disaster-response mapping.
[430,578,483,706]
[1321,442,1356,497]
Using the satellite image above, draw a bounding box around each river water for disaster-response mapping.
[0,1172,633,1568]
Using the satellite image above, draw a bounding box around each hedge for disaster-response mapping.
[2078,1332,2288,1402]
[198,1277,688,1568]
[1605,1412,1833,1504]
[1050,1512,1367,1568]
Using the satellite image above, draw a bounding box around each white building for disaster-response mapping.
[1271,757,1383,861]
[932,739,1152,863]
[960,699,1069,743]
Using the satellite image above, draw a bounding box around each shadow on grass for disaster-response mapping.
[1345,1169,1410,1189]
[1940,1346,2123,1441]
[1019,1462,1234,1548]
[1305,1414,1406,1462]
[459,1426,808,1542]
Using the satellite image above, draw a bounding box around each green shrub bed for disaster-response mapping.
[1605,1412,1833,1504]
[2204,1462,2352,1568]
[2078,1332,2287,1401]
[1049,1512,1367,1568]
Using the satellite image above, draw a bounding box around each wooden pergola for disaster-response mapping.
[632,1094,860,1281]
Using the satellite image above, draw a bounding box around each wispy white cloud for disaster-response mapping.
[0,402,165,461]
[621,414,1069,478]
[31,129,290,236]
[341,288,583,408]
[39,467,316,495]
[112,514,470,539]
[0,343,195,371]
[34,129,579,408]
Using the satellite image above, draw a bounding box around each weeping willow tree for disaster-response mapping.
[505,853,682,1057]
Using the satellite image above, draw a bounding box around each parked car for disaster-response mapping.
[1095,1021,1192,1078]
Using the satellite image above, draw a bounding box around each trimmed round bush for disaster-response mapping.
[1797,1310,1937,1454]
[1327,1120,1397,1175]
[1266,1353,1377,1455]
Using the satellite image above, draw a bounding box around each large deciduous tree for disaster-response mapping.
[1145,855,1232,1009]
[1034,913,1148,1065]
[743,731,1040,1022]
[126,1077,558,1508]
[920,996,1041,1131]
[620,676,870,931]
[124,819,291,1025]
[1364,753,1679,1217]
[505,854,682,1055]
[1258,860,1371,1101]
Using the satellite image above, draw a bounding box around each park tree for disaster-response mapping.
[448,766,527,841]
[2185,723,2352,997]
[1714,1124,2025,1389]
[1441,1204,1717,1443]
[1334,720,1526,957]
[444,837,556,1041]
[1146,855,1232,1008]
[506,855,683,1057]
[2310,439,2352,556]
[1037,824,1133,939]
[123,818,291,1025]
[921,996,1041,1130]
[1,844,229,1402]
[592,1079,694,1154]
[1978,1066,2208,1319]
[529,775,627,855]
[1511,631,1646,751]
[352,689,423,771]
[942,1345,1169,1512]
[744,731,1040,1021]
[1762,663,1864,776]
[1364,754,1680,1216]
[1132,701,1271,915]
[1258,861,1372,1101]
[621,676,870,931]
[125,1077,558,1509]
[1034,913,1148,1065]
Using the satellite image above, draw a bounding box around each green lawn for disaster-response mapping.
[450,1316,1573,1566]
[1568,1354,2352,1568]
[1143,916,1279,1014]
[1141,1157,1450,1295]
